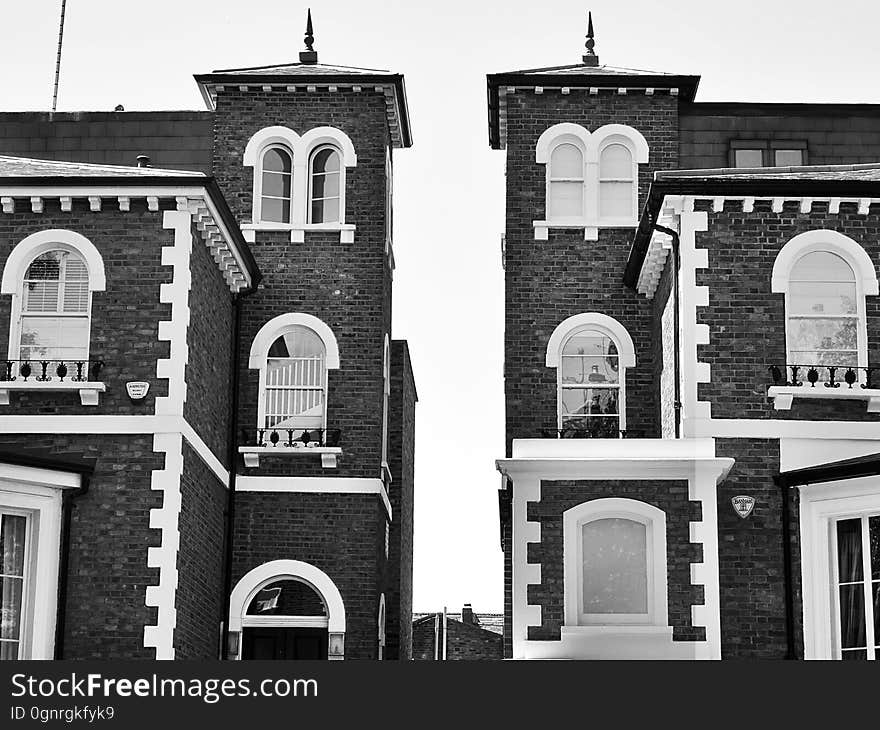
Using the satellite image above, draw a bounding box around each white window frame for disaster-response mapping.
[597,136,639,227]
[534,123,648,241]
[0,462,81,660]
[563,498,668,627]
[544,137,587,226]
[381,334,391,472]
[243,125,356,234]
[378,592,386,660]
[307,144,345,225]
[799,476,880,659]
[255,143,294,225]
[546,312,636,434]
[248,313,341,435]
[772,230,878,376]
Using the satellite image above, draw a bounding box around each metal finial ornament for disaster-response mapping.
[582,11,599,66]
[300,8,318,63]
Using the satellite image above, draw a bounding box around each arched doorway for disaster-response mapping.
[229,560,346,660]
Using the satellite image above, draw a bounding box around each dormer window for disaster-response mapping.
[534,123,648,241]
[309,146,342,224]
[259,146,293,224]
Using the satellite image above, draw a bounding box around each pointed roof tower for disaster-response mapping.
[583,12,598,66]
[300,8,318,64]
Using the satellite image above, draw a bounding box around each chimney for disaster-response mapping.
[461,603,474,625]
[136,155,150,168]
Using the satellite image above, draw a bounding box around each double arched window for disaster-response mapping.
[547,313,636,437]
[244,126,356,228]
[772,230,878,383]
[535,123,648,240]
[563,498,668,627]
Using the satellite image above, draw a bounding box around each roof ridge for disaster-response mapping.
[209,61,393,74]
[0,154,206,177]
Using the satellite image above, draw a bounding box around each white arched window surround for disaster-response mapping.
[1,230,106,361]
[381,334,391,471]
[243,125,357,228]
[563,498,668,627]
[249,313,340,432]
[771,230,878,373]
[546,313,636,432]
[228,559,346,660]
[377,592,386,660]
[535,123,648,240]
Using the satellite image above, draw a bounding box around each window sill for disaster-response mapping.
[533,219,637,242]
[239,445,342,469]
[768,385,880,412]
[0,381,105,406]
[241,223,356,244]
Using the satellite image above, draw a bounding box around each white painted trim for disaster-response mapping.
[0,382,105,407]
[1,229,106,294]
[768,385,880,412]
[242,126,301,167]
[798,475,880,659]
[772,230,878,295]
[236,475,392,519]
[248,312,340,369]
[0,477,68,659]
[545,312,636,368]
[689,417,880,440]
[562,498,668,627]
[229,559,346,659]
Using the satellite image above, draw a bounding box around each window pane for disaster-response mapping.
[561,387,618,416]
[312,197,340,224]
[246,579,326,616]
[0,642,19,660]
[550,143,582,179]
[0,515,26,577]
[789,282,857,316]
[561,356,619,385]
[775,149,804,167]
[20,317,89,361]
[549,182,583,219]
[312,147,340,173]
[600,181,633,219]
[838,519,864,582]
[871,516,879,580]
[262,170,291,198]
[25,253,61,281]
[260,196,289,224]
[600,144,632,179]
[563,332,618,358]
[734,149,763,168]
[268,327,325,359]
[62,280,89,313]
[791,252,855,282]
[263,148,291,173]
[787,318,857,356]
[312,170,340,199]
[582,518,648,614]
[841,649,868,661]
[839,584,866,649]
[23,281,60,312]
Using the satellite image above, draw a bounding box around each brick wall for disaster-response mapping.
[715,438,803,658]
[695,201,880,422]
[0,111,213,171]
[385,340,417,659]
[231,491,386,660]
[411,615,503,660]
[0,433,163,658]
[174,441,227,659]
[680,105,880,168]
[503,92,680,454]
[0,202,174,414]
[525,480,704,642]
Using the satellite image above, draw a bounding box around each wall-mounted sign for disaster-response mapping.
[126,381,150,400]
[732,495,756,519]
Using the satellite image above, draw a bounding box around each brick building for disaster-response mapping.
[0,18,416,660]
[492,18,880,659]
[412,605,504,660]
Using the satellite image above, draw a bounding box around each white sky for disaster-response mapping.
[2,1,879,613]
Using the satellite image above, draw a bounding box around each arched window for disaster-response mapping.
[548,142,585,221]
[259,146,293,224]
[563,498,668,627]
[381,335,390,469]
[377,593,386,660]
[547,313,636,438]
[309,145,342,224]
[264,325,327,431]
[598,142,636,222]
[772,230,877,384]
[18,249,90,363]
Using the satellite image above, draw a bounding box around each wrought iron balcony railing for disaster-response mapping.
[541,423,636,440]
[769,364,876,390]
[1,359,104,383]
[242,427,342,449]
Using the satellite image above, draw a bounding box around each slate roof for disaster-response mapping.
[654,162,880,183]
[505,63,687,77]
[412,612,504,635]
[0,155,205,179]
[209,62,397,77]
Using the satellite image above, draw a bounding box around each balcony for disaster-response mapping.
[542,418,637,440]
[238,427,343,468]
[768,364,880,412]
[0,359,105,405]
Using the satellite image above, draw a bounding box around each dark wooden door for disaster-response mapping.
[242,627,328,659]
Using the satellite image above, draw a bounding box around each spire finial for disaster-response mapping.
[300,8,318,64]
[582,11,599,66]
